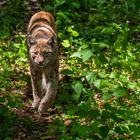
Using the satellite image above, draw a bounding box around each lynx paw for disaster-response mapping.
[31,99,40,109]
[38,103,46,115]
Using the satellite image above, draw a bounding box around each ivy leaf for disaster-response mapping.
[61,40,70,48]
[67,27,79,36]
[118,75,128,84]
[72,2,80,9]
[71,123,89,137]
[92,41,109,52]
[94,79,109,89]
[109,71,118,79]
[101,27,115,35]
[0,97,5,103]
[61,69,74,75]
[99,126,109,137]
[129,125,140,136]
[71,30,79,37]
[115,126,124,135]
[98,71,108,78]
[58,134,70,140]
[100,80,109,89]
[66,104,78,115]
[7,100,16,108]
[71,51,82,58]
[97,53,108,64]
[127,82,137,89]
[4,137,12,140]
[72,81,83,100]
[101,93,112,100]
[86,72,97,85]
[89,122,100,133]
[78,101,88,112]
[94,79,101,89]
[55,0,66,7]
[81,49,92,62]
[113,86,127,97]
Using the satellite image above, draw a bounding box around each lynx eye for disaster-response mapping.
[42,51,51,57]
[32,52,38,55]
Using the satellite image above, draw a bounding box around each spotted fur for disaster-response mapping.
[26,11,59,115]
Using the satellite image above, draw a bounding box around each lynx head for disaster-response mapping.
[29,36,57,67]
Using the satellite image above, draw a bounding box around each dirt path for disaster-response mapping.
[12,106,58,140]
[12,2,62,139]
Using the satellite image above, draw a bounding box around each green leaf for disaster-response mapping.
[72,2,80,9]
[71,51,82,58]
[100,80,109,89]
[102,110,111,119]
[94,79,101,89]
[97,53,108,64]
[99,126,109,137]
[67,27,79,37]
[101,27,115,35]
[71,123,89,137]
[58,134,70,140]
[61,69,74,75]
[92,41,109,52]
[129,125,140,136]
[99,42,109,48]
[115,126,124,135]
[4,137,12,140]
[86,72,97,85]
[127,82,137,89]
[113,86,127,97]
[81,49,92,62]
[8,100,16,108]
[118,75,128,84]
[109,71,118,79]
[61,40,70,48]
[45,5,54,10]
[72,30,79,37]
[72,81,83,100]
[94,79,109,89]
[101,93,112,100]
[66,104,78,115]
[89,122,100,133]
[0,97,5,103]
[96,42,109,49]
[89,109,100,118]
[55,0,66,7]
[111,57,119,66]
[98,71,108,78]
[78,101,88,112]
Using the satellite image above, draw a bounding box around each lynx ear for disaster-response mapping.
[28,35,37,46]
[48,36,57,47]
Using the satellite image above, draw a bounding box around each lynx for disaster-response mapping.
[26,11,59,115]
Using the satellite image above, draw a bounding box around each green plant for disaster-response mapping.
[0,0,140,139]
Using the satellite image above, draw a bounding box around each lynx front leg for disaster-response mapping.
[38,75,57,115]
[30,69,43,109]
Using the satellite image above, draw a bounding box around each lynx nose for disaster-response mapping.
[38,61,43,65]
[36,56,44,65]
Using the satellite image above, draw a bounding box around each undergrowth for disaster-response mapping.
[0,0,140,139]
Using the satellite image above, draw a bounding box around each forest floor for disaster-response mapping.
[6,1,68,139]
[10,61,68,140]
[1,0,140,139]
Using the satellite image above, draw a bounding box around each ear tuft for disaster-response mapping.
[48,37,57,46]
[29,35,37,46]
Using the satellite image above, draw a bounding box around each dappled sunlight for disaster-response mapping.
[0,0,140,139]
